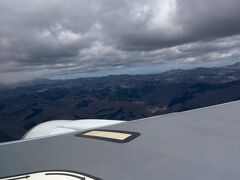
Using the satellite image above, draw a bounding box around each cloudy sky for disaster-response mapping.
[0,0,240,84]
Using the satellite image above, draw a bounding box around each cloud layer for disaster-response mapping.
[0,0,240,84]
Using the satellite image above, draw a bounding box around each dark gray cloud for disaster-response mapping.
[0,0,240,84]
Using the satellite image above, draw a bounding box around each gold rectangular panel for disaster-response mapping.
[76,130,140,143]
[83,130,132,140]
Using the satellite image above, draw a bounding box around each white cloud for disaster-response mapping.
[0,0,240,84]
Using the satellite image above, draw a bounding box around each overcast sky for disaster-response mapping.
[0,0,240,84]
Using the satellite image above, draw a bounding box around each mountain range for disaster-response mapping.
[1,62,240,143]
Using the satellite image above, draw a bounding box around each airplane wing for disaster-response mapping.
[1,101,240,180]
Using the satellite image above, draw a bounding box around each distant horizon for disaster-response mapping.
[1,60,240,87]
[48,60,240,80]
